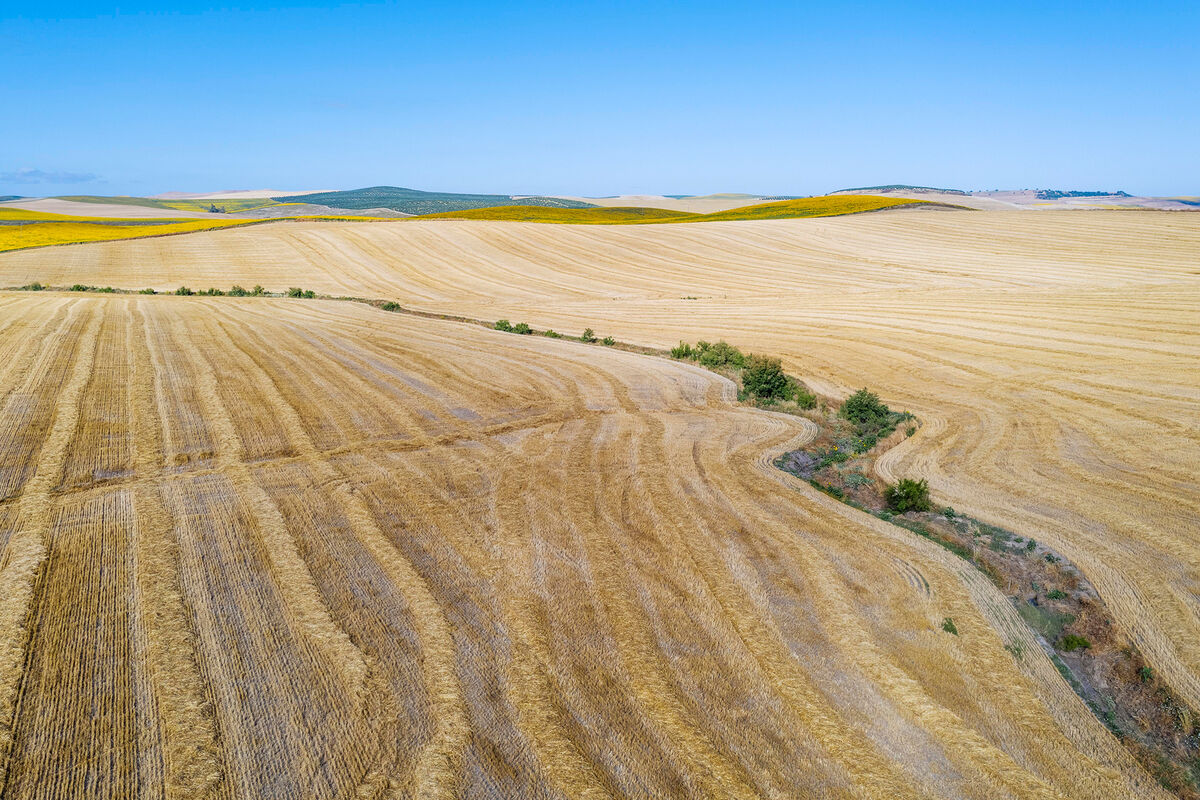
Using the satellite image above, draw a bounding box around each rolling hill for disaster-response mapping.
[416,195,931,223]
[273,185,597,214]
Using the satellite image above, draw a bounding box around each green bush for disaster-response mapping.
[885,478,931,513]
[251,285,266,296]
[19,282,44,291]
[494,319,513,332]
[670,341,695,359]
[942,617,959,635]
[741,355,789,399]
[792,383,817,409]
[942,507,956,518]
[229,285,248,296]
[200,287,224,296]
[696,340,745,368]
[70,284,90,292]
[381,301,401,312]
[543,329,562,338]
[175,286,194,296]
[1060,634,1091,652]
[98,286,116,293]
[1140,666,1154,682]
[1047,589,1067,600]
[839,388,890,428]
[601,336,615,346]
[287,287,303,298]
[581,328,597,343]
[513,322,533,335]
[138,288,156,295]
[302,289,316,299]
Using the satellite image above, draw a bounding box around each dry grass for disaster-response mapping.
[0,292,1171,798]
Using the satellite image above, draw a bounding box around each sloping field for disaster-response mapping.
[54,195,278,213]
[416,195,925,223]
[0,217,255,253]
[0,293,1169,798]
[4,209,1196,724]
[0,198,216,219]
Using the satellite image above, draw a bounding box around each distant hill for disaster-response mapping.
[0,196,23,202]
[833,184,967,195]
[273,186,595,214]
[1035,189,1131,200]
[416,195,933,224]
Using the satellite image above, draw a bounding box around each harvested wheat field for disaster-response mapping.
[0,291,1176,798]
[3,208,1196,713]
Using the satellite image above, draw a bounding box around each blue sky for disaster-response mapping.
[2,1,1197,197]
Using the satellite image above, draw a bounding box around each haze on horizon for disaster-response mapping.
[2,0,1197,198]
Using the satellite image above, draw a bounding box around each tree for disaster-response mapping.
[581,328,597,343]
[839,388,890,427]
[741,355,789,399]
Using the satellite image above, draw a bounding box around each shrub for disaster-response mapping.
[839,388,890,428]
[543,329,562,338]
[906,426,917,437]
[494,319,513,332]
[287,287,303,298]
[942,507,956,518]
[138,288,156,295]
[942,617,959,635]
[741,355,789,399]
[1025,539,1037,552]
[793,383,817,409]
[175,286,194,296]
[1045,553,1060,564]
[885,478,931,513]
[70,284,90,292]
[1060,634,1091,652]
[381,301,401,312]
[19,282,44,291]
[601,336,615,346]
[513,322,533,335]
[1140,666,1154,682]
[696,340,745,369]
[670,341,695,359]
[200,287,224,296]
[845,472,871,487]
[98,286,116,293]
[581,328,597,343]
[251,285,266,296]
[1047,589,1067,600]
[229,285,248,296]
[302,289,316,299]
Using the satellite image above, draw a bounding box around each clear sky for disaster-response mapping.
[2,1,1197,197]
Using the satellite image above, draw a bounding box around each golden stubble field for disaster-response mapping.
[2,207,1195,711]
[0,293,1172,798]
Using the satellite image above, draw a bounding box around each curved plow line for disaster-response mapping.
[171,317,370,700]
[129,299,225,798]
[201,308,469,799]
